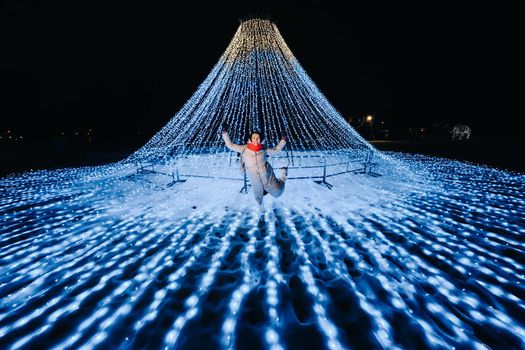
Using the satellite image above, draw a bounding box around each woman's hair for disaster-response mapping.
[249,130,263,141]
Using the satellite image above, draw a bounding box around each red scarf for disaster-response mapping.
[247,143,263,152]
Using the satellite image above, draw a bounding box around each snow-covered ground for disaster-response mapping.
[0,152,524,349]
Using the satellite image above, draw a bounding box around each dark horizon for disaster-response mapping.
[0,1,517,150]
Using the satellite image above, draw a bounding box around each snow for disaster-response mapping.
[0,152,524,349]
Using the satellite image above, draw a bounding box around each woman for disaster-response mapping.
[222,129,287,205]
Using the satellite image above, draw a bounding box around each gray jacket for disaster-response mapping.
[222,132,286,203]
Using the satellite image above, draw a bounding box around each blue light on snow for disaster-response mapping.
[1,18,525,350]
[1,153,525,350]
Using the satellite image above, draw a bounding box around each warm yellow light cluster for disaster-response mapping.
[222,19,296,66]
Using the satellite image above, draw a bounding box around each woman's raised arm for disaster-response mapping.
[266,137,286,155]
[222,132,245,153]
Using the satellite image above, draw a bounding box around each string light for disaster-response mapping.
[0,18,524,350]
[125,18,381,171]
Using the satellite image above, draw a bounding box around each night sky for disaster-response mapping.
[0,1,515,147]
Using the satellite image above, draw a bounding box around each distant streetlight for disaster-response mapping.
[366,115,375,140]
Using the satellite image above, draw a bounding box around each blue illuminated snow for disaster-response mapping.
[1,18,525,350]
[0,153,524,350]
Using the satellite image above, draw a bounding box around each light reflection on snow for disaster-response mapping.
[0,153,524,349]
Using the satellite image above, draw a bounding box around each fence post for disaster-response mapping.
[314,156,333,189]
[166,167,187,187]
[239,172,249,193]
[365,150,373,173]
[322,157,327,183]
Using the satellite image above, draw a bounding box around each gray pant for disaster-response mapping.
[248,162,285,205]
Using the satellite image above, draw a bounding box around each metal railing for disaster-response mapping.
[127,149,381,190]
